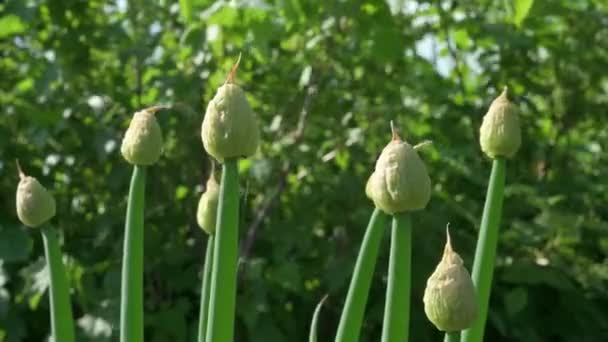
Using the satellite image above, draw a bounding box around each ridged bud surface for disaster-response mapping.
[366,133,431,214]
[196,174,220,235]
[121,107,163,165]
[16,172,56,228]
[423,230,478,332]
[479,87,521,159]
[201,83,259,162]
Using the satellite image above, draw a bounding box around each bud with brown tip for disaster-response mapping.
[16,161,56,228]
[201,55,260,162]
[365,122,431,214]
[121,106,165,165]
[479,87,521,159]
[423,227,478,332]
[196,170,220,235]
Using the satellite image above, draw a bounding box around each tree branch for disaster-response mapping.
[238,83,318,280]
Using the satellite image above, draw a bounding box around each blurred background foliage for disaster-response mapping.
[1,0,608,341]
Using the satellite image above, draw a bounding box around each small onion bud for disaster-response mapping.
[423,227,478,332]
[201,56,260,162]
[15,162,56,228]
[120,106,164,165]
[365,123,431,214]
[196,172,220,235]
[479,87,521,159]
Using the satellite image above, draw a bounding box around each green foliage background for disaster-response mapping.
[1,0,608,341]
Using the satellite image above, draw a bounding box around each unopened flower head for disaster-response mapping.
[365,122,431,214]
[196,170,220,235]
[121,106,165,165]
[479,87,521,159]
[15,161,56,228]
[201,55,260,162]
[423,227,478,332]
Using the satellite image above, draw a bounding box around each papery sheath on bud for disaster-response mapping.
[365,122,431,214]
[201,55,260,162]
[121,106,164,165]
[479,87,521,159]
[423,227,478,332]
[16,161,56,228]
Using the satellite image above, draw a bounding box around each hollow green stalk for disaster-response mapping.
[461,158,506,342]
[198,235,215,342]
[205,159,240,342]
[381,213,412,342]
[41,226,75,342]
[309,295,328,342]
[445,331,460,342]
[335,208,387,342]
[120,166,146,342]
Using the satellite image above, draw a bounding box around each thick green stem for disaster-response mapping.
[335,208,387,342]
[41,227,75,342]
[381,213,412,342]
[120,166,146,342]
[206,159,240,342]
[445,331,460,342]
[461,158,506,342]
[198,235,215,342]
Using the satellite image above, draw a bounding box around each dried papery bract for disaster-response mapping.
[16,160,56,228]
[479,87,521,159]
[424,227,478,332]
[201,55,260,162]
[366,123,431,214]
[121,105,165,165]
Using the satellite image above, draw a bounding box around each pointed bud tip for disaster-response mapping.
[498,86,509,101]
[142,105,168,115]
[16,159,25,180]
[225,53,243,84]
[444,223,454,255]
[390,120,401,142]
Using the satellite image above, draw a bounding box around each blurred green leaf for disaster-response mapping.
[0,15,26,38]
[513,0,534,27]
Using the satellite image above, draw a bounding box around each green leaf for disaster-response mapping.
[308,295,327,342]
[513,0,534,27]
[0,15,26,38]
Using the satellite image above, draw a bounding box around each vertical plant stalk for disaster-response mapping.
[309,295,328,342]
[461,158,506,342]
[198,235,215,342]
[335,208,387,342]
[381,213,412,342]
[206,159,240,342]
[445,332,460,342]
[41,227,75,342]
[120,166,146,342]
